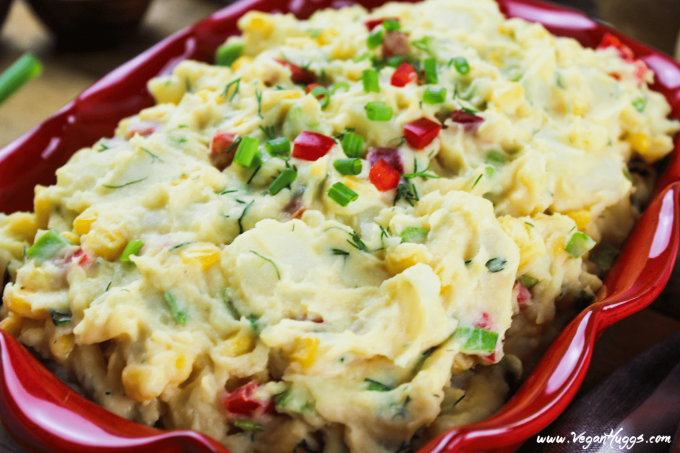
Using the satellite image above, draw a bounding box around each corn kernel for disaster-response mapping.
[566,210,590,231]
[290,336,319,369]
[49,334,75,360]
[571,100,588,117]
[122,364,165,402]
[249,15,274,37]
[73,212,98,236]
[180,245,221,270]
[61,231,80,245]
[83,228,126,261]
[0,313,23,337]
[221,330,255,357]
[631,133,651,153]
[232,56,253,72]
[7,213,38,240]
[385,243,432,275]
[316,29,339,46]
[5,290,47,319]
[34,188,51,230]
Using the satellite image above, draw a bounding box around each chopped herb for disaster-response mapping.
[331,249,349,256]
[623,167,633,182]
[232,419,264,432]
[26,230,71,263]
[97,142,110,152]
[464,259,472,265]
[238,200,254,234]
[411,36,434,56]
[423,86,446,104]
[141,147,163,163]
[367,29,385,49]
[341,132,364,158]
[362,69,380,93]
[267,168,297,195]
[331,82,350,94]
[310,85,331,109]
[449,56,470,75]
[49,310,72,326]
[178,125,189,128]
[380,225,389,239]
[400,227,428,244]
[215,42,244,67]
[250,250,281,279]
[354,53,369,63]
[486,150,505,164]
[120,240,143,263]
[347,231,369,252]
[333,158,362,176]
[402,159,440,179]
[365,101,393,121]
[234,137,261,168]
[392,395,411,420]
[102,177,147,189]
[105,281,112,292]
[525,221,534,228]
[222,78,241,102]
[518,275,539,288]
[394,181,419,206]
[328,182,359,206]
[246,164,262,185]
[452,394,466,409]
[423,57,438,84]
[307,29,322,38]
[163,292,187,325]
[223,136,242,155]
[565,231,595,258]
[248,313,260,333]
[632,97,647,112]
[217,188,238,195]
[383,19,400,31]
[255,89,264,119]
[266,137,291,156]
[454,326,498,353]
[221,289,240,319]
[388,136,406,147]
[365,378,393,391]
[259,125,276,140]
[169,242,194,251]
[485,257,507,273]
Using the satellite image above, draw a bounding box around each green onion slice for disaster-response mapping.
[267,168,297,195]
[365,101,393,121]
[26,230,71,263]
[331,82,350,94]
[232,419,265,432]
[0,53,43,106]
[485,257,507,273]
[367,29,385,49]
[215,42,244,67]
[454,326,498,354]
[310,85,331,109]
[164,292,187,325]
[341,132,364,157]
[333,158,362,176]
[265,137,290,156]
[328,182,359,207]
[423,86,447,104]
[451,56,470,75]
[234,136,261,167]
[120,240,143,263]
[362,69,380,93]
[423,57,438,84]
[400,227,428,244]
[365,378,393,391]
[565,231,595,258]
[50,310,72,326]
[518,275,539,288]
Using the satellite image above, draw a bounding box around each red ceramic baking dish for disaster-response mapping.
[0,0,679,452]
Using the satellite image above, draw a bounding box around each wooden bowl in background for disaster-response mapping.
[0,0,12,32]
[24,0,153,51]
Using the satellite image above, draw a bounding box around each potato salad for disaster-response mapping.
[0,0,677,452]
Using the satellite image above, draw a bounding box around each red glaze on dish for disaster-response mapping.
[0,0,679,452]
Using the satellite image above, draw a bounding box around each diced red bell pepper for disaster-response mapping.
[274,58,316,84]
[292,131,335,161]
[222,382,273,419]
[598,33,634,62]
[210,130,238,171]
[125,121,159,140]
[69,248,92,268]
[404,117,441,150]
[391,62,418,88]
[514,281,532,309]
[383,31,409,58]
[305,83,322,94]
[633,59,649,83]
[450,110,484,125]
[369,159,401,191]
[367,147,403,174]
[364,17,399,31]
[475,312,492,330]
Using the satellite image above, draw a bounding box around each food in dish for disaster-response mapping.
[0,0,677,452]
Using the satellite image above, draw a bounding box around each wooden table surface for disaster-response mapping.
[0,0,679,451]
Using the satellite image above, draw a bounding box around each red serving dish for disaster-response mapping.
[0,0,679,452]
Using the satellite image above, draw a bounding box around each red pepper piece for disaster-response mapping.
[390,62,418,88]
[403,117,441,150]
[69,248,92,268]
[369,159,401,191]
[514,281,532,309]
[633,59,648,83]
[274,58,316,84]
[367,147,403,174]
[124,121,159,140]
[598,33,634,62]
[292,131,335,161]
[475,312,492,330]
[364,17,399,31]
[222,382,273,419]
[450,110,484,125]
[383,31,409,58]
[210,130,237,171]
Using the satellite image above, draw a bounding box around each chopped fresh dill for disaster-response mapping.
[347,231,369,252]
[169,242,194,251]
[256,89,264,119]
[141,147,163,163]
[332,248,349,256]
[102,177,147,189]
[250,250,281,279]
[259,125,276,140]
[238,200,254,234]
[402,158,440,180]
[222,78,241,101]
[247,165,262,184]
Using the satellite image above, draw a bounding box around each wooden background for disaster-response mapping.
[0,0,679,450]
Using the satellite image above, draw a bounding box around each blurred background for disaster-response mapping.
[0,0,678,451]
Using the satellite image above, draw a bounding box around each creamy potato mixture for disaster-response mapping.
[0,0,678,451]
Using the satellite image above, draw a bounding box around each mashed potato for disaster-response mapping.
[0,0,677,452]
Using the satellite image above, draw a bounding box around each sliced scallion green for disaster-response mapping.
[451,56,470,75]
[267,168,297,195]
[365,378,393,391]
[265,137,290,156]
[518,275,539,289]
[234,136,261,167]
[565,231,595,258]
[120,240,143,263]
[333,158,362,176]
[383,19,400,31]
[365,101,393,121]
[400,227,428,244]
[0,53,43,106]
[341,132,364,157]
[485,257,507,273]
[367,29,385,49]
[310,85,331,109]
[26,230,71,263]
[328,182,358,207]
[215,42,244,67]
[164,292,187,325]
[423,57,438,84]
[454,326,498,354]
[362,69,380,93]
[423,86,447,104]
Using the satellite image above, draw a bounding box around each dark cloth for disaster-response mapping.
[519,327,680,453]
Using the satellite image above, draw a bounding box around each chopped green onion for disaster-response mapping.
[328,182,359,207]
[310,85,331,109]
[400,227,428,244]
[50,310,72,326]
[485,257,507,273]
[454,326,498,354]
[221,288,241,320]
[386,56,406,68]
[367,29,384,49]
[450,56,470,75]
[423,57,438,84]
[26,230,71,263]
[232,419,264,432]
[565,231,595,258]
[265,137,291,156]
[423,86,447,104]
[0,53,43,106]
[486,150,505,164]
[383,19,401,31]
[341,132,364,157]
[365,101,393,121]
[632,97,647,112]
[215,42,244,67]
[267,168,297,195]
[365,378,393,391]
[331,82,350,94]
[120,240,143,263]
[518,275,539,288]
[333,158,362,176]
[164,292,187,325]
[362,69,380,93]
[234,136,261,167]
[623,167,633,182]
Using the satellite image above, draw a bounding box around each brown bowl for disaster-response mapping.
[0,0,12,31]
[24,0,153,51]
